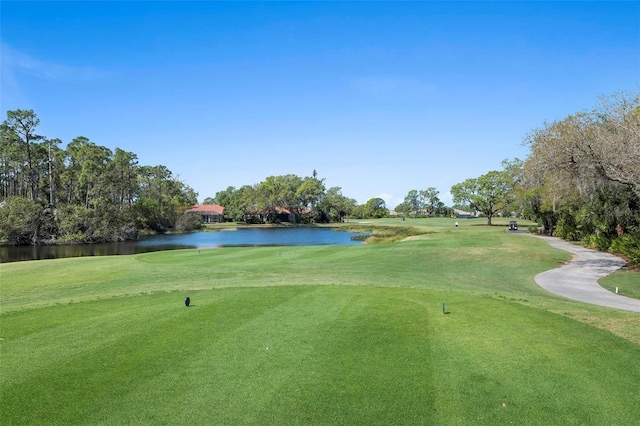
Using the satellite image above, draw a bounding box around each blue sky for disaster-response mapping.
[2,1,639,207]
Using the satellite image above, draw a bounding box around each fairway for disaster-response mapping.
[2,220,640,424]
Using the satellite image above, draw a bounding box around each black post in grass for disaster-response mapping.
[185,296,191,307]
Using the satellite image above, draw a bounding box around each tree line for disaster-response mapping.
[521,90,640,264]
[450,90,640,265]
[3,89,637,264]
[394,187,449,218]
[0,109,397,246]
[0,109,198,245]
[205,170,390,224]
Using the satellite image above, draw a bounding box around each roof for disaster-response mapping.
[275,207,311,215]
[186,204,225,215]
[453,208,473,215]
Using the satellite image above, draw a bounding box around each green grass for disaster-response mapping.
[599,268,640,300]
[2,218,640,424]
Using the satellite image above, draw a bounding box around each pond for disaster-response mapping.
[0,227,370,263]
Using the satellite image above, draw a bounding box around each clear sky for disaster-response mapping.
[2,1,639,207]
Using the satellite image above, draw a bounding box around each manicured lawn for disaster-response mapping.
[600,268,640,300]
[2,219,639,424]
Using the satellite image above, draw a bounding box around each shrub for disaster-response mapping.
[611,234,640,266]
[174,213,203,232]
[56,204,138,243]
[0,196,44,245]
[555,216,580,240]
[584,234,611,251]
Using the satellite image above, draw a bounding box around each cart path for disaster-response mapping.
[534,236,640,312]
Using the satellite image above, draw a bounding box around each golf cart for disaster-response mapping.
[508,221,518,231]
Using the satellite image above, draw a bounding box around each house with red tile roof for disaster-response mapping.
[274,207,296,222]
[185,204,225,223]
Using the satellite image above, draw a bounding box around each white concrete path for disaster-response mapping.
[534,236,640,312]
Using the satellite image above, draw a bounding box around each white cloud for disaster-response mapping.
[1,42,102,81]
[374,192,402,209]
[440,191,454,207]
[1,43,30,108]
[1,41,105,109]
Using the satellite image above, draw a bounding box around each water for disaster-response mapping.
[0,227,369,263]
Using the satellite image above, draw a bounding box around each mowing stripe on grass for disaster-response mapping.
[2,285,639,424]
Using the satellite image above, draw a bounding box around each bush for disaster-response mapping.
[0,197,44,245]
[611,234,640,266]
[554,216,580,241]
[584,234,611,251]
[174,213,203,232]
[56,204,138,243]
